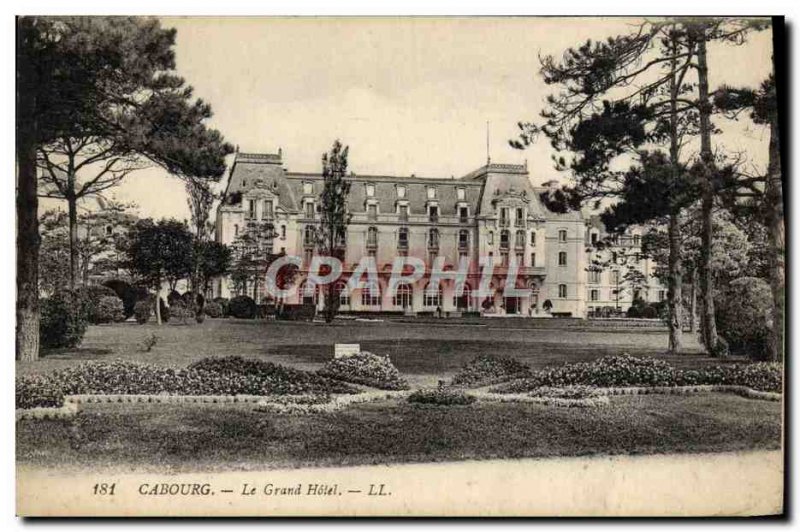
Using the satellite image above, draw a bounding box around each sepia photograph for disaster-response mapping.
[14,14,786,517]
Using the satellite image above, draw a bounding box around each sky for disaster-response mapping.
[49,17,775,221]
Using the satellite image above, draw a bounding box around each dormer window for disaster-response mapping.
[457,188,466,201]
[500,208,509,227]
[515,208,525,227]
[303,182,313,195]
[398,204,409,222]
[263,199,274,220]
[459,206,469,223]
[427,187,436,200]
[366,184,375,197]
[247,199,257,219]
[397,185,407,199]
[367,204,378,221]
[428,205,439,223]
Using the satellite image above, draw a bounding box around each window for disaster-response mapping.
[515,252,524,266]
[500,251,509,267]
[234,224,239,236]
[303,249,313,267]
[305,202,315,219]
[280,225,286,239]
[366,226,378,248]
[515,208,524,226]
[423,282,442,307]
[428,205,439,223]
[398,227,409,249]
[428,228,439,249]
[487,231,494,245]
[558,251,567,266]
[299,281,317,305]
[366,184,375,197]
[500,208,509,226]
[304,226,315,247]
[611,270,620,285]
[530,232,536,246]
[361,282,381,307]
[399,204,409,221]
[397,185,406,198]
[427,187,436,200]
[558,284,568,298]
[393,283,413,309]
[590,289,599,302]
[454,283,472,310]
[303,182,313,195]
[590,232,599,245]
[558,229,567,242]
[458,229,469,249]
[500,230,510,249]
[367,204,377,221]
[247,199,257,219]
[515,230,525,248]
[530,253,536,267]
[105,225,113,236]
[457,187,466,201]
[263,200,274,219]
[589,270,601,283]
[659,290,666,302]
[335,281,350,307]
[634,235,641,246]
[459,206,469,223]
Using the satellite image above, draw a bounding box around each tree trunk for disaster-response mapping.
[67,195,79,289]
[16,123,40,362]
[689,268,698,333]
[154,275,162,325]
[667,213,683,353]
[765,112,784,361]
[695,34,720,355]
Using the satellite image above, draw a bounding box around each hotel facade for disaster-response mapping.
[213,150,664,317]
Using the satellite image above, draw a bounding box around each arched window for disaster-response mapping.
[500,229,510,249]
[334,281,350,307]
[424,282,443,308]
[558,251,567,266]
[360,281,381,307]
[454,282,472,310]
[392,282,413,309]
[299,280,318,305]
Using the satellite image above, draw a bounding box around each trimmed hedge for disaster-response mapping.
[451,355,531,387]
[318,351,409,390]
[204,301,224,318]
[134,300,151,324]
[17,357,359,409]
[92,295,126,324]
[229,295,257,319]
[491,354,782,394]
[408,387,476,406]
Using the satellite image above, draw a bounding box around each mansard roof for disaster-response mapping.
[222,151,583,220]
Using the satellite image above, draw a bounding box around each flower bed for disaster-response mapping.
[491,354,782,394]
[450,355,531,387]
[317,352,409,390]
[16,358,358,409]
[407,387,476,406]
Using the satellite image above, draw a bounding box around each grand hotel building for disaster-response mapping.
[213,150,664,317]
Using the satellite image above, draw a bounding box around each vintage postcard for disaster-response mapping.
[15,15,785,517]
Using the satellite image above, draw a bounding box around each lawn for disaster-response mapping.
[16,394,781,473]
[18,317,720,388]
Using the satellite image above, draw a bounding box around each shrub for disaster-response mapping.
[91,295,125,324]
[159,298,170,323]
[188,356,358,395]
[39,290,88,350]
[451,355,531,387]
[170,302,194,324]
[104,280,150,319]
[276,303,315,321]
[212,297,230,317]
[318,352,409,390]
[204,301,224,318]
[491,354,782,394]
[16,375,65,409]
[408,387,476,406]
[229,295,257,319]
[195,312,206,324]
[626,305,641,318]
[641,305,658,319]
[134,300,151,324]
[715,277,773,360]
[15,358,360,409]
[76,285,117,323]
[167,290,182,307]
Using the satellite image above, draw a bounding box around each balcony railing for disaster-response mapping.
[429,213,439,223]
[398,239,409,250]
[366,239,378,249]
[499,218,510,227]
